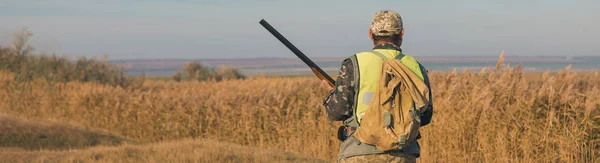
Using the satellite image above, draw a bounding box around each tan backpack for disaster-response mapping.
[353,58,431,152]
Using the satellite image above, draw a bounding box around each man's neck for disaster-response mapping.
[373,41,397,47]
[372,43,402,52]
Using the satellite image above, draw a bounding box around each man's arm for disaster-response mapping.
[419,63,433,126]
[323,58,355,121]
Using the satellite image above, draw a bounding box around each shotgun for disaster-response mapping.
[259,19,335,88]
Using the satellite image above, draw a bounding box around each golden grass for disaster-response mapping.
[1,66,599,162]
[0,110,322,163]
[496,50,505,71]
[0,138,324,163]
[0,114,131,150]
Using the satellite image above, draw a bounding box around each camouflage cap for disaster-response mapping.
[370,10,403,36]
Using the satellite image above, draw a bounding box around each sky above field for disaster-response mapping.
[0,0,598,59]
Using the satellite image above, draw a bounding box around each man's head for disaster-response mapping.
[369,10,404,47]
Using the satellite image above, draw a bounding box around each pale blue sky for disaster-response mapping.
[0,0,598,59]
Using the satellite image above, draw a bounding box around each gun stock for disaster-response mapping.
[259,19,335,88]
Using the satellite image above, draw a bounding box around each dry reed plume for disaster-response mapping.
[0,65,599,162]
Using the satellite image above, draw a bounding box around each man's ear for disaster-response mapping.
[368,29,374,40]
[401,29,405,37]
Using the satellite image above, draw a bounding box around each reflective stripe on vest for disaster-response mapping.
[352,49,424,124]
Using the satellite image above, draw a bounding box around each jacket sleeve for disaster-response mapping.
[419,63,433,126]
[323,58,355,121]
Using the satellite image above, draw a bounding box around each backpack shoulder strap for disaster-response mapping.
[372,50,406,61]
[395,52,405,60]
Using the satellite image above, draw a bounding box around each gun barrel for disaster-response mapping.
[259,19,335,86]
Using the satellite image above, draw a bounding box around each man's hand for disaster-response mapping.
[322,79,334,90]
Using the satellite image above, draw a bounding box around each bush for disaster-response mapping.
[176,61,244,82]
[171,71,182,82]
[0,28,133,87]
[215,66,245,81]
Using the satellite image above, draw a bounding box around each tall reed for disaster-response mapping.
[1,65,598,162]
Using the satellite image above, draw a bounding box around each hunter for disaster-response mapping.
[323,10,433,163]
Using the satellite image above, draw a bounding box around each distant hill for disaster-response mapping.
[111,56,600,76]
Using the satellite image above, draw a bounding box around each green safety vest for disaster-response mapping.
[350,49,424,124]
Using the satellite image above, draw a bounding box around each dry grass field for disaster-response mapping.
[1,64,599,162]
[0,114,322,163]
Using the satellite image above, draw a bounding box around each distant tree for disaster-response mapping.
[13,28,34,57]
[183,61,202,79]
